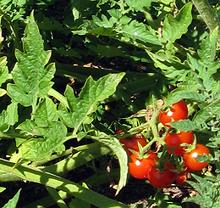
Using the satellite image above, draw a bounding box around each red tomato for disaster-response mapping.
[165,131,194,156]
[128,152,158,179]
[120,134,147,154]
[159,100,188,127]
[183,144,210,172]
[176,171,188,185]
[148,167,176,188]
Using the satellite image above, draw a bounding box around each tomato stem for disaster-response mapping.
[0,158,128,208]
[192,0,220,32]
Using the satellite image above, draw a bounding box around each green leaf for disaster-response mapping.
[0,56,9,87]
[163,3,192,43]
[166,90,205,105]
[126,0,152,11]
[147,51,189,81]
[3,189,21,208]
[18,121,67,161]
[0,102,18,131]
[91,131,128,194]
[120,20,161,45]
[59,73,125,133]
[7,12,55,107]
[69,198,91,208]
[184,174,220,208]
[170,119,200,131]
[198,28,218,63]
[17,120,41,136]
[0,186,6,193]
[34,97,58,127]
[193,102,220,125]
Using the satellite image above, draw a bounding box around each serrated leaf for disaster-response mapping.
[163,3,192,43]
[34,97,58,127]
[120,20,161,45]
[126,0,152,11]
[170,119,199,131]
[0,102,18,131]
[7,12,55,107]
[166,90,205,105]
[0,56,9,87]
[18,121,67,161]
[193,102,220,125]
[3,189,21,208]
[91,131,128,194]
[59,73,125,133]
[17,120,41,136]
[198,28,218,63]
[184,174,220,208]
[147,51,189,81]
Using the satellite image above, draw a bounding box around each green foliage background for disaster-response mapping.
[0,0,220,207]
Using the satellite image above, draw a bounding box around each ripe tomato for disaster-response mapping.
[176,171,188,185]
[165,131,194,156]
[159,100,188,127]
[148,166,176,188]
[128,152,158,179]
[120,134,147,155]
[183,144,210,172]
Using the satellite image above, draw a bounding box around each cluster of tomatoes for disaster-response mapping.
[116,100,210,188]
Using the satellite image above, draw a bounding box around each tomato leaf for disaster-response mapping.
[0,102,18,131]
[7,11,55,107]
[91,131,128,195]
[2,189,21,208]
[34,97,59,127]
[198,27,218,64]
[0,187,6,193]
[193,102,220,126]
[59,73,125,134]
[170,119,200,131]
[184,174,220,208]
[0,56,9,87]
[166,90,205,105]
[163,3,192,43]
[18,121,67,161]
[125,0,153,11]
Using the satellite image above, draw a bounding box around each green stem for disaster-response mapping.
[192,0,220,42]
[0,158,128,208]
[0,143,110,182]
[24,190,68,208]
[47,187,69,208]
[44,144,110,175]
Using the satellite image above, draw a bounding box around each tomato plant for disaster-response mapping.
[183,144,210,172]
[0,0,220,207]
[165,131,194,156]
[159,100,188,127]
[128,152,158,179]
